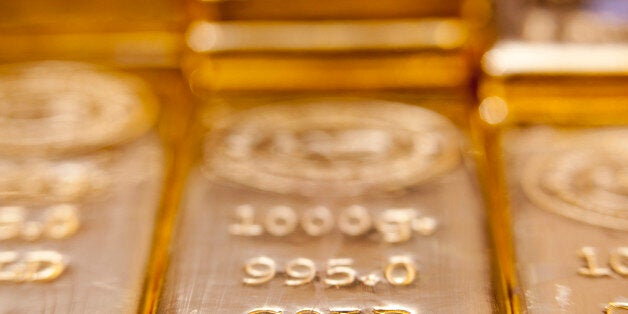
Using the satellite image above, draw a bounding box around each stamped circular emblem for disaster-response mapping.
[521,130,628,230]
[0,61,158,155]
[204,99,461,197]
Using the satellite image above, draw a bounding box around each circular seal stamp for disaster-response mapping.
[203,98,461,197]
[0,61,158,156]
[521,130,628,231]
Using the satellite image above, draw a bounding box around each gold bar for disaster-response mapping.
[183,0,492,93]
[0,61,190,312]
[156,94,497,313]
[157,0,494,311]
[187,0,474,21]
[183,19,475,92]
[477,1,628,312]
[0,0,186,67]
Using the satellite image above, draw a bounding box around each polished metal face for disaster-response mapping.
[159,98,493,313]
[521,129,628,230]
[503,126,628,313]
[0,61,165,313]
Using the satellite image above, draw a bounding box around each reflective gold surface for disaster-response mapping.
[503,127,628,313]
[182,18,475,93]
[156,96,496,313]
[0,0,185,67]
[478,2,628,313]
[0,62,190,313]
[187,0,476,21]
[182,0,491,93]
[5,0,627,312]
[476,123,628,314]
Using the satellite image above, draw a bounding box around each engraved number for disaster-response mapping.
[244,256,417,287]
[230,205,436,243]
[337,205,372,236]
[324,258,356,286]
[329,310,361,314]
[0,205,80,241]
[610,247,628,276]
[229,205,263,237]
[301,206,334,237]
[606,302,628,314]
[285,258,316,286]
[578,246,628,277]
[295,310,322,314]
[243,256,276,285]
[373,309,411,314]
[578,247,612,277]
[0,251,66,282]
[265,206,298,237]
[249,308,408,314]
[248,309,283,314]
[44,204,80,239]
[384,256,417,286]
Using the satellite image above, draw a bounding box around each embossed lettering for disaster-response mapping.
[301,206,334,236]
[337,205,373,236]
[248,309,283,314]
[578,247,612,277]
[606,302,628,314]
[325,258,356,287]
[0,251,66,282]
[384,256,417,286]
[265,206,298,236]
[373,309,411,314]
[0,205,80,241]
[229,205,263,236]
[243,256,276,285]
[610,247,628,276]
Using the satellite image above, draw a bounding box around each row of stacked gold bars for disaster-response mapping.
[0,0,626,313]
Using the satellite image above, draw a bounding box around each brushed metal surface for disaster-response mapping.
[503,126,628,313]
[158,101,494,313]
[0,136,164,313]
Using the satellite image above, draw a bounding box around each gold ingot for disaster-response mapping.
[0,0,185,67]
[182,0,491,93]
[476,1,628,312]
[188,0,470,21]
[0,61,192,313]
[154,96,496,312]
[183,19,476,93]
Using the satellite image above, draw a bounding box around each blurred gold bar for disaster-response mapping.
[183,0,492,93]
[157,0,496,311]
[482,42,628,125]
[183,19,476,92]
[187,0,467,21]
[0,61,191,312]
[477,1,628,313]
[0,0,185,67]
[156,95,496,313]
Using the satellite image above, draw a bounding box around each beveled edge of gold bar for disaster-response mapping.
[483,41,628,77]
[188,0,466,20]
[478,40,628,126]
[184,51,471,93]
[186,19,469,53]
[138,78,198,314]
[469,112,520,314]
[474,39,628,312]
[0,31,184,68]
